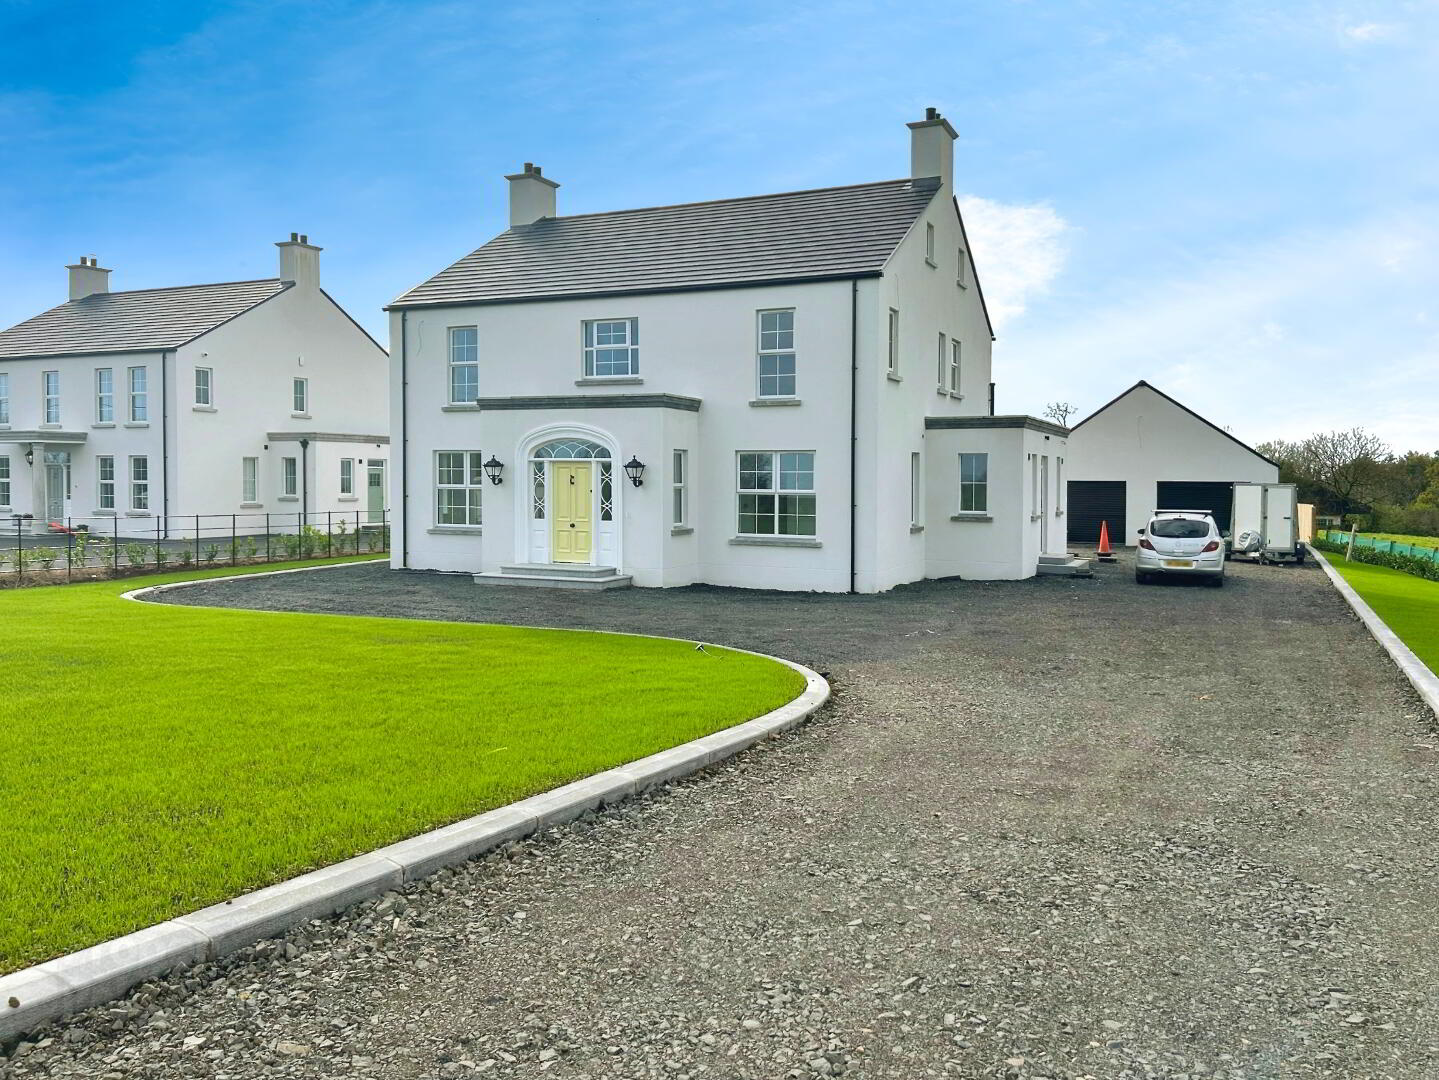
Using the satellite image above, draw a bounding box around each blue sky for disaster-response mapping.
[2,0,1435,450]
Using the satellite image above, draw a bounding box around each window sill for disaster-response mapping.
[0,425,8,431]
[950,513,992,522]
[277,495,299,503]
[1055,509,1065,517]
[91,422,116,429]
[749,397,801,407]
[729,535,822,548]
[910,524,925,533]
[192,405,217,413]
[338,495,359,503]
[1030,513,1042,521]
[91,509,116,517]
[123,422,150,429]
[948,391,964,401]
[886,372,903,383]
[575,376,642,386]
[40,423,62,430]
[291,413,312,420]
[671,525,694,536]
[925,258,938,269]
[956,281,968,289]
[427,526,482,535]
[125,511,153,518]
[441,404,479,412]
[239,502,264,509]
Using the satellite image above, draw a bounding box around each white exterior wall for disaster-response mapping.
[393,280,868,591]
[1066,384,1279,543]
[0,350,166,536]
[172,284,389,530]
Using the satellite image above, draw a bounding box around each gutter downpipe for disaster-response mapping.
[161,350,170,540]
[399,310,409,568]
[299,438,310,527]
[849,279,858,595]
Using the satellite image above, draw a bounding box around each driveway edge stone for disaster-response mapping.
[1,564,829,1044]
[1309,543,1439,718]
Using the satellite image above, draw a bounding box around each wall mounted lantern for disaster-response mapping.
[24,449,34,467]
[483,455,504,485]
[623,456,646,487]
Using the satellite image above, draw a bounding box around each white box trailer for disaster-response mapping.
[1229,482,1304,564]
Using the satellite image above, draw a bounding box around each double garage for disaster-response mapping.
[1063,382,1279,545]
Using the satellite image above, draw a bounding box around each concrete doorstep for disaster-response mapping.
[1,570,830,1045]
[1308,544,1439,719]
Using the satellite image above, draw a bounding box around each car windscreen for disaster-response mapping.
[1150,518,1210,538]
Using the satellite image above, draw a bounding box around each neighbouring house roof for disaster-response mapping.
[1069,380,1280,469]
[389,177,944,308]
[0,279,290,360]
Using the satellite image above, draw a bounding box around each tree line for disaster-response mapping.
[1255,429,1439,536]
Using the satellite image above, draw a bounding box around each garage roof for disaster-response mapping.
[1070,381,1280,469]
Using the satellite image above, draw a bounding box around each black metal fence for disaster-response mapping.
[0,510,390,584]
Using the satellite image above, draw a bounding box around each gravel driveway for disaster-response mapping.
[7,553,1438,1080]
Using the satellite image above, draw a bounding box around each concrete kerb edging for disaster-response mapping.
[1,563,830,1044]
[1308,543,1439,719]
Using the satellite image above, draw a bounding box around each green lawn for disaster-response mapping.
[1326,554,1439,675]
[1365,532,1439,551]
[0,560,805,972]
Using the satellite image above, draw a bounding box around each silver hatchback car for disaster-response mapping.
[1135,510,1226,587]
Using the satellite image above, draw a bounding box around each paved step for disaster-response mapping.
[1037,552,1082,565]
[499,563,620,579]
[475,570,634,591]
[1036,558,1094,578]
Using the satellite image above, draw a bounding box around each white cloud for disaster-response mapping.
[1341,21,1397,42]
[999,211,1439,451]
[956,195,1072,330]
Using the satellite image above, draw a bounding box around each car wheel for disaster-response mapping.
[1209,574,1225,588]
[1135,571,1149,584]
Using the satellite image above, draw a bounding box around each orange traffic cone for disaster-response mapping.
[1096,520,1117,562]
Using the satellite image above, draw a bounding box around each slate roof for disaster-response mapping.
[0,279,289,360]
[390,177,943,308]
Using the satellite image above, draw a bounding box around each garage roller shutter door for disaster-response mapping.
[1156,481,1234,534]
[1067,481,1126,544]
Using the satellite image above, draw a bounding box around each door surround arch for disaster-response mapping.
[514,423,622,568]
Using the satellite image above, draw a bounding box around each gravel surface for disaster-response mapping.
[7,552,1438,1080]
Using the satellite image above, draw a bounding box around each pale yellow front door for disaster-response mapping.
[550,461,593,563]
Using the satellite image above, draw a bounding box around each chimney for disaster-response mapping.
[67,255,111,300]
[504,162,559,227]
[906,106,958,191]
[276,232,322,290]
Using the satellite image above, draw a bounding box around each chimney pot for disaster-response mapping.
[300,234,308,244]
[290,231,299,242]
[926,106,938,120]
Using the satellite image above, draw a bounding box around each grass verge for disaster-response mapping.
[0,559,805,972]
[1326,554,1439,676]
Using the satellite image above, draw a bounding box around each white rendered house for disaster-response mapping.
[0,237,390,538]
[388,110,1070,592]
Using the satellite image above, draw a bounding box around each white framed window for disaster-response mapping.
[127,366,147,422]
[949,339,962,394]
[583,318,639,377]
[435,451,484,526]
[672,449,688,527]
[0,373,9,425]
[887,309,899,374]
[43,370,60,423]
[195,367,212,406]
[957,246,967,287]
[0,456,10,506]
[95,368,114,422]
[910,452,922,527]
[340,457,354,496]
[936,333,947,389]
[757,309,796,398]
[925,222,936,265]
[282,457,298,497]
[97,455,115,510]
[737,451,816,537]
[292,377,308,415]
[448,327,478,404]
[959,453,987,514]
[242,457,259,503]
[129,456,149,510]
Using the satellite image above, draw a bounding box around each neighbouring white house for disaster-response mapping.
[0,236,390,539]
[387,109,1074,592]
[1064,381,1280,544]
